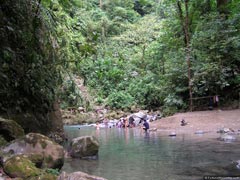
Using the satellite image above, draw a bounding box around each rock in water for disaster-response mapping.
[195,130,205,135]
[0,118,24,142]
[69,136,99,158]
[169,132,177,137]
[236,160,240,169]
[217,128,230,133]
[218,134,236,142]
[2,133,64,169]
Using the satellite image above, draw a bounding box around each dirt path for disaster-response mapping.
[151,109,240,134]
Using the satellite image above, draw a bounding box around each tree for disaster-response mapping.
[177,0,193,111]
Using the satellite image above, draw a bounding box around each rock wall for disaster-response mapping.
[0,101,63,141]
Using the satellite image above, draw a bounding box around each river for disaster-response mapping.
[62,125,240,180]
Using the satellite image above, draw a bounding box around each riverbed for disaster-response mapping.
[62,126,240,180]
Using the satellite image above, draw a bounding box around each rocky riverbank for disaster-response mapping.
[0,117,106,180]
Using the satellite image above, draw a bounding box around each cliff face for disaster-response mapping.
[0,1,63,135]
[6,101,63,136]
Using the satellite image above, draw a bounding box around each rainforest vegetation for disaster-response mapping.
[0,0,240,129]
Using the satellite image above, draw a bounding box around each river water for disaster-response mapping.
[62,126,240,180]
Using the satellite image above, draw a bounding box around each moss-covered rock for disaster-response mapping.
[69,136,99,158]
[2,155,58,180]
[3,155,40,179]
[0,117,24,142]
[2,133,64,169]
[27,153,44,168]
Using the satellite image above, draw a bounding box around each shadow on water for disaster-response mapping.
[63,126,240,180]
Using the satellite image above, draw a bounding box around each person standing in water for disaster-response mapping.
[142,119,149,132]
[96,121,100,130]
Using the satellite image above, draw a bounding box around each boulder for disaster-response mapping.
[236,160,240,169]
[3,155,40,179]
[2,133,64,169]
[0,118,24,142]
[69,136,99,158]
[2,154,58,180]
[131,111,147,124]
[223,160,240,175]
[58,171,107,180]
[218,134,236,142]
[217,128,232,133]
[169,132,177,137]
[194,130,205,135]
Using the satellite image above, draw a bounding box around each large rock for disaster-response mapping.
[235,160,240,169]
[217,128,231,133]
[2,133,64,169]
[70,136,99,158]
[3,155,40,179]
[58,171,107,180]
[218,134,236,142]
[2,154,58,180]
[0,118,24,142]
[132,111,147,124]
[194,130,205,135]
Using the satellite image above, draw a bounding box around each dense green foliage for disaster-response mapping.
[1,0,239,117]
[54,0,239,111]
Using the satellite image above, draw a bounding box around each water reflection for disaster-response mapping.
[63,126,240,180]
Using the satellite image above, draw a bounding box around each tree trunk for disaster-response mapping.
[204,0,212,13]
[162,60,165,75]
[36,0,41,15]
[217,0,229,14]
[184,0,193,112]
[217,0,228,8]
[139,45,146,69]
[177,0,193,111]
[99,0,103,9]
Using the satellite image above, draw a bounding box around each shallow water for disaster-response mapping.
[62,126,240,180]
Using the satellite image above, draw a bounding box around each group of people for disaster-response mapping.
[117,116,149,132]
[116,116,136,128]
[96,116,150,132]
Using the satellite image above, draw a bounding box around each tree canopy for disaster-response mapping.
[1,0,239,121]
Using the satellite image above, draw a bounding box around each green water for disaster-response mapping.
[63,126,240,180]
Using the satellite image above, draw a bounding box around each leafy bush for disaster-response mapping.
[45,168,60,176]
[106,91,135,109]
[164,94,185,108]
[59,78,83,109]
[127,73,165,109]
[162,106,178,117]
